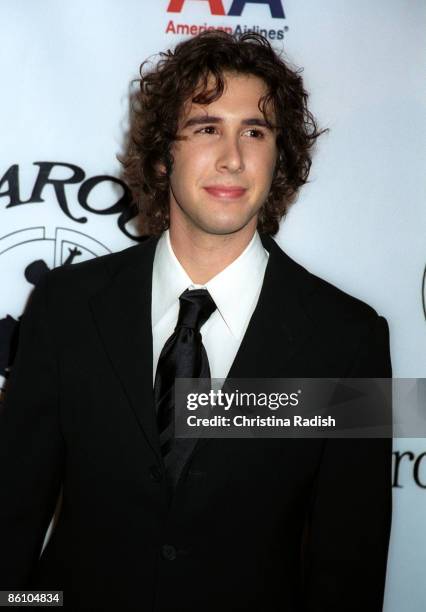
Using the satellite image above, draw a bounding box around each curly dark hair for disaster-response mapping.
[120,30,326,236]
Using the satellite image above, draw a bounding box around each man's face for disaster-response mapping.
[167,72,278,238]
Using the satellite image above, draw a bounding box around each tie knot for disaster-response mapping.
[176,288,216,332]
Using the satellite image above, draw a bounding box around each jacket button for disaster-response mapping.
[161,544,177,561]
[149,465,163,482]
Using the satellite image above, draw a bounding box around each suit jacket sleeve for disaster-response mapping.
[0,273,65,588]
[304,315,392,612]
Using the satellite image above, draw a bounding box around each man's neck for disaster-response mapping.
[169,223,257,285]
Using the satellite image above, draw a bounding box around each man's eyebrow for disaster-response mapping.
[182,115,274,129]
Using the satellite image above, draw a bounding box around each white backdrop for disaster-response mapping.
[1,1,425,610]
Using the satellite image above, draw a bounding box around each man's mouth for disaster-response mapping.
[203,186,247,199]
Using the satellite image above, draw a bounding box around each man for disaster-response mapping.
[0,31,391,611]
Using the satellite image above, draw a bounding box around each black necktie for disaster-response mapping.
[154,288,217,464]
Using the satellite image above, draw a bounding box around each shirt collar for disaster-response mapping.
[152,229,268,339]
[151,230,192,326]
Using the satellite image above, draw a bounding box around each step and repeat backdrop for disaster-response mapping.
[1,1,425,610]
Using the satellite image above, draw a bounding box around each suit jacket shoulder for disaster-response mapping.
[43,237,159,299]
[258,234,391,378]
[261,234,380,322]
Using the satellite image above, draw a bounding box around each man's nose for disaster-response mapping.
[215,134,244,173]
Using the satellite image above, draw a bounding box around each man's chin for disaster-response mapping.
[194,215,257,237]
[196,224,253,237]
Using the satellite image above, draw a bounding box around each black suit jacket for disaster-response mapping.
[0,234,392,611]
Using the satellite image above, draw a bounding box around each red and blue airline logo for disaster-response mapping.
[167,0,285,19]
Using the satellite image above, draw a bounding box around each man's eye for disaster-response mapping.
[196,126,217,135]
[245,129,264,139]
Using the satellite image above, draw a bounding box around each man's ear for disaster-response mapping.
[156,161,167,177]
[156,153,174,178]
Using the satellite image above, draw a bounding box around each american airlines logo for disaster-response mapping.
[167,0,285,18]
[165,0,288,40]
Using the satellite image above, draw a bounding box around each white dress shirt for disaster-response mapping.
[151,230,269,384]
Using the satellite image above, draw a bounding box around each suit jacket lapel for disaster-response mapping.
[227,234,318,379]
[89,236,162,464]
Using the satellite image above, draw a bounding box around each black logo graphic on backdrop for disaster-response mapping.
[0,227,112,391]
[393,450,426,489]
[0,162,141,395]
[0,162,139,240]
